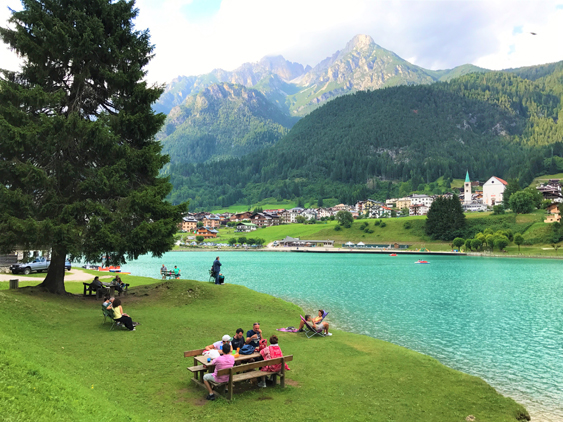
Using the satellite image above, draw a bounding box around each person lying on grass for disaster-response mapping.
[204,335,232,354]
[257,335,291,388]
[299,313,331,336]
[107,298,138,331]
[203,343,234,401]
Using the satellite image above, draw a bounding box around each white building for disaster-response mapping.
[302,209,318,220]
[409,204,430,216]
[483,176,507,206]
[316,208,332,219]
[410,194,434,207]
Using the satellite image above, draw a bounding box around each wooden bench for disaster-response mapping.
[83,282,109,298]
[187,353,293,400]
[185,348,207,382]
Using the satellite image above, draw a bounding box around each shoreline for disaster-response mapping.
[171,246,563,260]
[0,268,542,420]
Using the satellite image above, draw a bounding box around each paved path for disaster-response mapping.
[0,268,113,283]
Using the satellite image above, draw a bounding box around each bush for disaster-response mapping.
[471,238,483,251]
[196,235,204,243]
[334,225,341,231]
[374,220,381,226]
[403,221,412,229]
[452,237,465,249]
[380,222,386,228]
[492,204,505,215]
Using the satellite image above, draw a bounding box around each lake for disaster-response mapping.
[122,251,563,421]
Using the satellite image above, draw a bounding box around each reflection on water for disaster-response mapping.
[123,252,563,421]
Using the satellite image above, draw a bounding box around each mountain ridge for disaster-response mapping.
[154,34,491,116]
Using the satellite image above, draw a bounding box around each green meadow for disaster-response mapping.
[0,272,529,422]
[180,210,563,256]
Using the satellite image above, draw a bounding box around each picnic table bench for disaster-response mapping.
[83,281,128,297]
[184,348,293,400]
[162,271,178,279]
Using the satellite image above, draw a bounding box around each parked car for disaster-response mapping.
[10,258,72,275]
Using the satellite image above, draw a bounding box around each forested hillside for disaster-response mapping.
[158,83,298,164]
[165,65,563,210]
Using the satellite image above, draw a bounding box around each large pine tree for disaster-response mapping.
[425,195,466,241]
[0,0,186,294]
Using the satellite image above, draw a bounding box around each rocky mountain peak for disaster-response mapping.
[343,34,376,53]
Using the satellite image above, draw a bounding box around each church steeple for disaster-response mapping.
[464,171,471,204]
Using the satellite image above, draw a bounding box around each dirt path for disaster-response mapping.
[0,268,113,283]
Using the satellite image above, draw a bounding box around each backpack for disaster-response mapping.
[239,344,256,355]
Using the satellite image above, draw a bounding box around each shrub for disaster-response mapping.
[403,221,412,229]
[334,225,341,231]
[380,222,386,228]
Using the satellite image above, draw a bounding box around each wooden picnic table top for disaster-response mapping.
[193,352,261,367]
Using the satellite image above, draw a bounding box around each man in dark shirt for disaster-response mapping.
[231,328,245,351]
[212,256,221,284]
[245,322,262,349]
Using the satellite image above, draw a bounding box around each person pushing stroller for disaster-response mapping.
[211,256,224,284]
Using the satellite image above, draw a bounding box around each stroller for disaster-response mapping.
[208,269,225,284]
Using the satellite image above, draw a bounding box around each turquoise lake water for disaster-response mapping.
[122,252,563,421]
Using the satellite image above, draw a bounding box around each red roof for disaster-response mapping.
[493,177,508,185]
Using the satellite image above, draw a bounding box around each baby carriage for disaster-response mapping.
[208,269,225,284]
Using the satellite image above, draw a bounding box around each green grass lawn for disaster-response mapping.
[0,276,528,422]
[529,173,563,187]
[177,210,563,256]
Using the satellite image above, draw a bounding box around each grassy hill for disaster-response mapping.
[0,273,529,421]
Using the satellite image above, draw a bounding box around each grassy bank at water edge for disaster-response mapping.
[0,274,529,422]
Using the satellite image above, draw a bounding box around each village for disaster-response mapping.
[179,174,563,239]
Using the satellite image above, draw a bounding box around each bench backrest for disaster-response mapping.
[184,348,206,358]
[215,355,294,377]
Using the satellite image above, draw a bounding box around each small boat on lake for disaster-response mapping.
[415,260,429,264]
[390,253,397,256]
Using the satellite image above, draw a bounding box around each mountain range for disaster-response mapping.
[164,62,563,210]
[156,34,491,165]
[155,34,488,117]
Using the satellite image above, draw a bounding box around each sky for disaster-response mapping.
[1,0,562,85]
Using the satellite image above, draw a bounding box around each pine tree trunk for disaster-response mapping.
[39,247,67,294]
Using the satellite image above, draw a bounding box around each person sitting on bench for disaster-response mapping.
[257,335,291,388]
[108,298,136,331]
[230,328,245,351]
[112,275,127,293]
[90,276,104,293]
[204,335,232,354]
[203,343,234,401]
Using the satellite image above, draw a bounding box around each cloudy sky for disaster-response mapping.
[1,0,562,85]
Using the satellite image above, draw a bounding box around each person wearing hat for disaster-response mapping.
[204,334,232,355]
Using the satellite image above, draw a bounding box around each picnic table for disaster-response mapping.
[185,348,260,384]
[184,348,293,400]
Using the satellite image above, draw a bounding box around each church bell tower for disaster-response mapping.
[464,171,471,204]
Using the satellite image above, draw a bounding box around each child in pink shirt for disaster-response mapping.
[203,343,235,400]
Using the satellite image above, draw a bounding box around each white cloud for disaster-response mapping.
[1,0,562,84]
